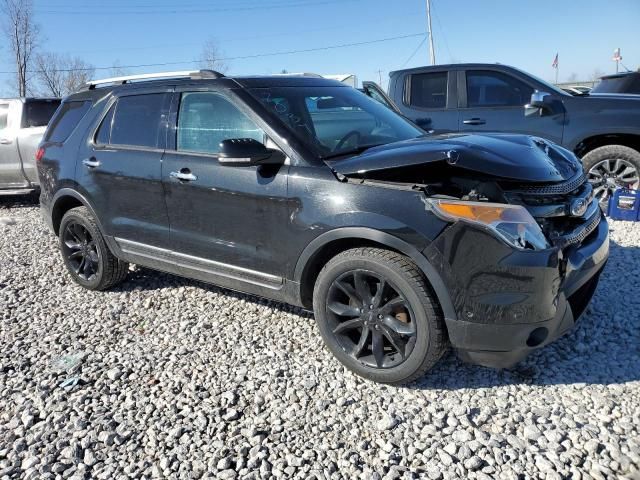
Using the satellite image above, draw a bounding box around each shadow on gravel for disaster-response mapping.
[114,239,639,390]
[113,266,314,318]
[0,193,39,209]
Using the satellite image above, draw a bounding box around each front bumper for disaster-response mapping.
[424,216,609,369]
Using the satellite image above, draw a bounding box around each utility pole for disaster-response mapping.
[426,0,436,65]
[376,69,383,86]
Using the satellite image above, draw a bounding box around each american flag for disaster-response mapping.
[552,53,559,69]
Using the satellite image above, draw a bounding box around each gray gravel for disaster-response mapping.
[1,197,639,480]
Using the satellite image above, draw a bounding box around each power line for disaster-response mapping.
[36,0,359,15]
[400,35,427,68]
[46,17,418,55]
[0,33,426,75]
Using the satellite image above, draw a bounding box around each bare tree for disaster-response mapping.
[34,52,94,96]
[199,38,228,73]
[1,0,40,96]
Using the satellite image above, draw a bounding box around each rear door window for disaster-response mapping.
[409,72,448,108]
[466,71,533,107]
[176,92,264,155]
[44,100,92,143]
[108,94,170,148]
[22,100,61,128]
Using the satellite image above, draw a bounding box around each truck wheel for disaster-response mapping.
[313,247,447,385]
[583,145,640,206]
[59,207,129,291]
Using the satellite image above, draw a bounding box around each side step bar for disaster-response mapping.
[0,188,37,196]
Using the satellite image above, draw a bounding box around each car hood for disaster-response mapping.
[328,133,581,182]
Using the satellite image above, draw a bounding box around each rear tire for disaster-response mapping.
[59,207,129,291]
[313,247,447,385]
[583,145,640,206]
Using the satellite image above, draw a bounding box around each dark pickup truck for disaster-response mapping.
[384,63,640,204]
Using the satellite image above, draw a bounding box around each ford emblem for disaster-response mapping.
[570,198,588,217]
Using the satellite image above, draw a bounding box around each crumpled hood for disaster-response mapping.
[328,133,582,182]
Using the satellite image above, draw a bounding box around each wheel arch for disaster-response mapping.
[50,188,104,236]
[293,227,456,321]
[574,133,640,158]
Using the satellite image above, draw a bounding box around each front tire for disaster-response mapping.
[583,145,640,206]
[313,247,447,385]
[59,207,129,291]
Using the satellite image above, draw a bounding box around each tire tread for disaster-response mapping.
[314,247,448,385]
[61,207,129,291]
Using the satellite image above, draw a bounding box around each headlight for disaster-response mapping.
[428,199,550,250]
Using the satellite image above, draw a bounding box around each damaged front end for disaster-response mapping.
[330,133,609,368]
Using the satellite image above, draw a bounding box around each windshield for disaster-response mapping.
[249,86,424,158]
[510,67,569,96]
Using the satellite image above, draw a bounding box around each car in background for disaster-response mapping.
[0,97,61,196]
[592,71,640,95]
[385,63,640,205]
[561,85,592,96]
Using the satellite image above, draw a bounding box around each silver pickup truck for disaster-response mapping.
[0,97,60,195]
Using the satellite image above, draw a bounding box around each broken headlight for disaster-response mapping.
[428,199,550,250]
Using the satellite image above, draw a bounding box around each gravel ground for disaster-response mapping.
[1,197,639,480]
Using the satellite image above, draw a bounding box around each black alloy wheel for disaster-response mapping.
[58,206,129,291]
[326,269,417,369]
[313,248,447,385]
[61,221,100,282]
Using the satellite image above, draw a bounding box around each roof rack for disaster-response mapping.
[85,69,225,89]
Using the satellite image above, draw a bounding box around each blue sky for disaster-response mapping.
[1,0,639,95]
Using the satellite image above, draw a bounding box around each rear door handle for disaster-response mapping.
[0,138,12,145]
[463,118,486,125]
[82,157,101,168]
[170,170,197,182]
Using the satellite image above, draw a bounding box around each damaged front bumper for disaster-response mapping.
[424,214,609,369]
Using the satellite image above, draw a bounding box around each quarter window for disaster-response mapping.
[466,71,533,108]
[107,94,169,148]
[409,72,447,108]
[45,101,91,143]
[177,92,264,155]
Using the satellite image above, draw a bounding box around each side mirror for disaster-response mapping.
[218,138,285,166]
[525,91,552,117]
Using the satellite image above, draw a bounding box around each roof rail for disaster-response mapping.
[85,69,225,89]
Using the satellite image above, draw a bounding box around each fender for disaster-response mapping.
[293,227,457,322]
[50,188,106,235]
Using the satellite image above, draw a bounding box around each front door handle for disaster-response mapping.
[170,170,197,182]
[0,138,12,145]
[82,157,101,168]
[463,118,486,125]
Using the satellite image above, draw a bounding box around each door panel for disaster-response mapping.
[458,70,565,144]
[162,90,290,278]
[0,102,27,188]
[76,92,172,246]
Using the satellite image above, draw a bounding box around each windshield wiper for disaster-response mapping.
[321,143,385,160]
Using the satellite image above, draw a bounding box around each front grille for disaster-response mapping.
[502,172,600,250]
[547,207,601,248]
[512,173,587,196]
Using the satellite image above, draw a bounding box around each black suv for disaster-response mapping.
[38,70,609,384]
